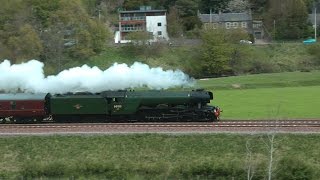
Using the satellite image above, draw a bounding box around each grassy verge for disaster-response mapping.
[0,134,319,179]
[212,86,320,119]
[195,71,320,119]
[196,70,320,90]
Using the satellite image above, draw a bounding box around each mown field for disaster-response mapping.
[1,134,320,179]
[196,71,320,119]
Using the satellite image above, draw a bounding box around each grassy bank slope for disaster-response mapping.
[213,86,320,119]
[197,71,320,90]
[1,134,319,179]
[196,71,320,119]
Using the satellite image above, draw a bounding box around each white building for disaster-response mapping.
[114,6,169,43]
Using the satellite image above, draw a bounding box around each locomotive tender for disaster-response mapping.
[0,89,220,123]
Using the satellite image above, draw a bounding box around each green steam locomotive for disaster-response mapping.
[0,89,221,123]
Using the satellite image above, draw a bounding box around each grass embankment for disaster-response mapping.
[51,42,317,77]
[196,71,320,119]
[1,134,320,179]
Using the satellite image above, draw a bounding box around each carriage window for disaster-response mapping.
[10,101,16,109]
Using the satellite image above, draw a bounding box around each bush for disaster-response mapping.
[307,43,320,66]
[276,156,315,180]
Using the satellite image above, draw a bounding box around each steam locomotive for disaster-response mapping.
[0,89,221,123]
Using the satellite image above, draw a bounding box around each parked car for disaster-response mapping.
[240,40,253,44]
[303,38,316,44]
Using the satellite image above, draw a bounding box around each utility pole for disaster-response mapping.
[273,19,276,41]
[98,9,101,21]
[315,6,317,41]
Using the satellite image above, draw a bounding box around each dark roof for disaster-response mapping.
[0,93,48,101]
[119,10,166,14]
[199,12,252,23]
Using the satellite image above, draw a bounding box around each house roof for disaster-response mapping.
[119,10,166,14]
[199,12,252,23]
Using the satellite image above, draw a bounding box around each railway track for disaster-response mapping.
[1,120,320,135]
[0,120,320,128]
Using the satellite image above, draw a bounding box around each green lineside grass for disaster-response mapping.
[212,86,320,119]
[196,70,320,90]
[195,71,320,119]
[0,134,320,179]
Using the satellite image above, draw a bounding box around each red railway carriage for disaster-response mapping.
[0,93,49,123]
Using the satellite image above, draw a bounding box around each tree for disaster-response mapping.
[199,0,231,13]
[175,0,202,31]
[200,28,233,76]
[226,0,250,12]
[264,0,310,40]
[123,0,149,10]
[40,26,65,72]
[7,24,43,63]
[26,0,60,28]
[200,28,252,76]
[248,0,267,16]
[167,6,184,37]
[47,0,110,60]
[264,134,276,180]
[245,139,256,180]
[124,31,156,60]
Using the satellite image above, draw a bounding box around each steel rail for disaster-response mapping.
[1,120,320,128]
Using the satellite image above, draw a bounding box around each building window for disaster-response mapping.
[157,31,162,35]
[225,22,232,29]
[204,23,211,29]
[232,22,238,28]
[241,22,247,28]
[158,22,162,26]
[213,23,218,29]
[205,23,219,29]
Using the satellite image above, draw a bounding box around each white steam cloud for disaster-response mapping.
[0,60,195,93]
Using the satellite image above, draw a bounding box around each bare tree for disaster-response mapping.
[245,139,255,180]
[261,133,276,180]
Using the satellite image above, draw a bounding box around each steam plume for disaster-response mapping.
[0,60,195,93]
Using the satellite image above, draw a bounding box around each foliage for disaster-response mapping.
[264,0,311,40]
[200,28,251,76]
[199,0,231,13]
[276,156,315,180]
[0,0,110,71]
[307,43,320,65]
[226,0,250,13]
[167,6,184,38]
[175,0,202,31]
[6,24,43,63]
[26,0,61,28]
[248,0,267,16]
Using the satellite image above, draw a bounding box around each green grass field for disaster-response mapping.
[195,71,320,119]
[1,134,320,179]
[213,86,320,119]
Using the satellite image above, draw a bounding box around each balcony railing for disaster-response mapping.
[121,27,145,32]
[121,16,146,21]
